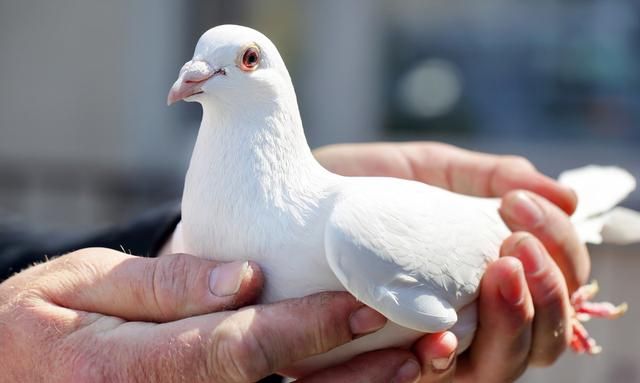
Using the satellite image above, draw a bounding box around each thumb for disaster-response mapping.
[35,248,263,322]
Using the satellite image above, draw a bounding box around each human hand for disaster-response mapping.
[0,248,424,382]
[315,142,588,381]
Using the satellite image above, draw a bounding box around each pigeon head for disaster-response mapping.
[167,25,291,107]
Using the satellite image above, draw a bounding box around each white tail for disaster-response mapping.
[558,165,640,245]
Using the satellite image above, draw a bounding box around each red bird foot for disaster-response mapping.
[569,281,628,355]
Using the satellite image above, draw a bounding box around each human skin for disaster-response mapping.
[0,142,586,382]
[0,249,402,382]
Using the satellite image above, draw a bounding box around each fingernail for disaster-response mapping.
[209,261,249,297]
[506,192,544,227]
[515,235,546,275]
[392,359,421,383]
[499,259,526,306]
[431,351,455,373]
[431,332,457,372]
[349,306,387,335]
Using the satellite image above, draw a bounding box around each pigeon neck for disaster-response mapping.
[212,94,316,158]
[187,94,330,200]
[181,91,336,263]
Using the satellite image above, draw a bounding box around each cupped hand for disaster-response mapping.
[315,142,587,382]
[0,248,425,383]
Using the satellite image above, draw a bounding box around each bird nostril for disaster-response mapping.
[183,68,224,85]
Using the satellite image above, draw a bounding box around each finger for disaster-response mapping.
[400,143,577,214]
[499,190,590,291]
[36,248,263,322]
[314,143,415,179]
[103,292,387,383]
[299,350,421,383]
[413,332,457,382]
[314,142,577,214]
[457,257,534,383]
[501,233,572,366]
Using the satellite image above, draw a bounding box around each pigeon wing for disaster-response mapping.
[324,178,506,332]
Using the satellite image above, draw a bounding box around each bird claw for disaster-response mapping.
[575,301,628,321]
[571,319,602,355]
[571,280,600,307]
[569,280,627,355]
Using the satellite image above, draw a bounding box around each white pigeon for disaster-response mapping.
[166,25,639,374]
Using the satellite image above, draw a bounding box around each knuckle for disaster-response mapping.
[502,155,534,171]
[209,317,271,382]
[506,297,534,334]
[46,249,110,295]
[64,248,96,261]
[300,292,353,351]
[306,291,353,312]
[61,248,110,273]
[311,309,343,352]
[148,254,195,319]
[489,155,536,196]
[531,271,568,309]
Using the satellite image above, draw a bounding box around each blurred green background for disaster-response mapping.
[1,1,638,381]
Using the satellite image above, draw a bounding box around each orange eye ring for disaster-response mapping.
[240,46,260,71]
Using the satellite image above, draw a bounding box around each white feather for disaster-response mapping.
[601,207,640,245]
[172,25,640,374]
[559,165,638,244]
[559,166,635,221]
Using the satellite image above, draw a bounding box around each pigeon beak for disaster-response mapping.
[167,60,217,105]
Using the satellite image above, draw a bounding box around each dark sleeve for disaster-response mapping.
[0,202,181,282]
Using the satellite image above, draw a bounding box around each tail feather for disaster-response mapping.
[601,207,640,245]
[558,165,639,245]
[572,216,608,245]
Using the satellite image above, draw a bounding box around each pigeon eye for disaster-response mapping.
[240,46,260,71]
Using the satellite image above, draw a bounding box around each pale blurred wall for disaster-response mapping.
[0,0,192,229]
[0,0,386,230]
[3,0,638,230]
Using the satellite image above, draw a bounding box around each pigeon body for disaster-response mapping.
[168,25,637,374]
